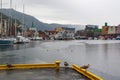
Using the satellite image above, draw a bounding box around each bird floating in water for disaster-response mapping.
[64,61,69,67]
[81,64,90,69]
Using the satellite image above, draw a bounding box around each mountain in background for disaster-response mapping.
[0,11,21,25]
[1,9,85,31]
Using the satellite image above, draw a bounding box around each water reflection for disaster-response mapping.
[0,41,42,52]
[0,45,13,51]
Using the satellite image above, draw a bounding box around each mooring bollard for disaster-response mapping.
[55,60,61,71]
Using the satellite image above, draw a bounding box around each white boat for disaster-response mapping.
[14,36,30,44]
[30,36,43,41]
[116,36,120,40]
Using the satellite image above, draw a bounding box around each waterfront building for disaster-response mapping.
[75,30,88,39]
[62,27,75,39]
[62,27,75,33]
[45,30,58,40]
[27,21,39,38]
[54,31,63,40]
[75,30,86,36]
[62,30,74,39]
[55,27,63,32]
[108,26,116,34]
[116,24,120,34]
[54,27,75,40]
[85,25,99,38]
[85,25,98,31]
[102,26,108,35]
[55,27,75,33]
[101,23,117,39]
[38,31,47,40]
[93,29,102,37]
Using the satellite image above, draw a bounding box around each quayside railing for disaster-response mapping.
[0,60,103,80]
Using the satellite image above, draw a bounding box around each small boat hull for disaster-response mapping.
[0,39,13,45]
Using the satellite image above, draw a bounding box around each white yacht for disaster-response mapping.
[14,36,30,44]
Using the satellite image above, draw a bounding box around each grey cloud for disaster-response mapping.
[3,0,120,26]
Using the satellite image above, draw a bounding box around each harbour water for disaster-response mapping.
[0,40,120,80]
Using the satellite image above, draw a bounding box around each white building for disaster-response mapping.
[108,26,116,34]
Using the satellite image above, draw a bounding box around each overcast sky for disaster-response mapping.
[1,0,120,27]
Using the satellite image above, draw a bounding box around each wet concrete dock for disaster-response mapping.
[0,67,90,80]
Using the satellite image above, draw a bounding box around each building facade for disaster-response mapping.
[85,25,98,31]
[108,26,116,34]
[116,25,120,34]
[102,26,108,35]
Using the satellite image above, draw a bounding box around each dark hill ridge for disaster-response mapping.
[1,9,85,31]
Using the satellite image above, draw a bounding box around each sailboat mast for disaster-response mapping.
[0,0,2,37]
[14,5,17,37]
[9,0,12,37]
[22,4,25,36]
[0,0,2,24]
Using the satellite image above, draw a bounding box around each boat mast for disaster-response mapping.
[0,0,2,25]
[0,0,2,37]
[14,5,17,37]
[22,4,25,36]
[9,0,12,37]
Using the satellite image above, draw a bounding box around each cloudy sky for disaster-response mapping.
[1,0,120,27]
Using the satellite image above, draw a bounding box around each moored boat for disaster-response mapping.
[0,39,13,45]
[14,36,30,44]
[116,36,120,40]
[30,36,43,41]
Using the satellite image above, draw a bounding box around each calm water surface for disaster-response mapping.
[0,40,120,80]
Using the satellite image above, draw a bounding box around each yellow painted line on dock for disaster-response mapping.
[0,60,61,71]
[72,64,103,80]
[0,60,103,80]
